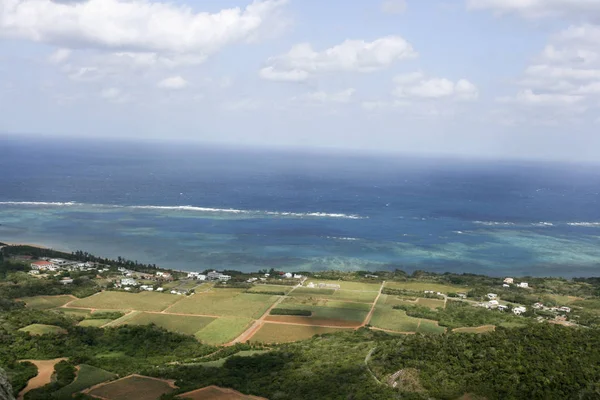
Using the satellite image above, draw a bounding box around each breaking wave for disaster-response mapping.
[567,222,600,227]
[0,201,365,220]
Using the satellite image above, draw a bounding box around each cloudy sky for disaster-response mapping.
[1,0,600,161]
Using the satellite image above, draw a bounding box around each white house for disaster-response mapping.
[517,282,529,288]
[121,278,137,286]
[559,306,571,313]
[30,261,54,270]
[283,272,293,279]
[502,284,510,288]
[49,258,68,266]
[293,274,303,279]
[60,277,74,285]
[124,287,131,291]
[156,271,172,280]
[497,305,508,311]
[532,303,544,309]
[218,274,231,282]
[503,277,514,284]
[187,272,200,279]
[264,273,270,278]
[488,300,499,307]
[156,287,164,292]
[513,306,527,315]
[457,293,467,299]
[208,271,228,281]
[487,293,498,300]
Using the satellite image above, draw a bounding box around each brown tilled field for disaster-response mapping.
[86,375,176,400]
[178,385,267,400]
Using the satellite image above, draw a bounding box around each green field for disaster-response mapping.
[417,319,446,334]
[385,281,466,294]
[78,319,113,327]
[194,317,253,345]
[167,290,278,318]
[273,302,367,322]
[251,323,345,343]
[113,312,215,335]
[87,375,175,400]
[453,325,496,334]
[330,290,378,303]
[384,296,445,310]
[19,323,66,335]
[69,291,181,312]
[54,364,116,397]
[289,287,336,297]
[304,280,381,291]
[57,307,93,318]
[282,297,372,311]
[247,284,293,294]
[20,295,74,310]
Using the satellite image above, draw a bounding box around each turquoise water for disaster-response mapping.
[1,137,600,277]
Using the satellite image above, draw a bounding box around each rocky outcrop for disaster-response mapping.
[0,368,15,400]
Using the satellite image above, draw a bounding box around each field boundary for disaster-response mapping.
[363,281,385,326]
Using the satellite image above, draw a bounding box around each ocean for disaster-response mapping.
[1,136,600,277]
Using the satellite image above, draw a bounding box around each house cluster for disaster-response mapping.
[187,272,207,281]
[424,290,444,296]
[306,282,341,290]
[479,292,527,315]
[207,271,232,281]
[503,277,529,288]
[532,303,571,313]
[30,259,101,274]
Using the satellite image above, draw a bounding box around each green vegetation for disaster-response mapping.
[247,284,293,295]
[78,319,113,327]
[25,360,77,400]
[393,300,525,329]
[113,312,215,336]
[68,291,180,312]
[270,308,312,316]
[87,375,175,400]
[20,295,74,310]
[271,302,367,323]
[53,364,116,398]
[289,287,335,297]
[19,324,67,336]
[194,318,253,345]
[385,280,466,294]
[167,291,278,319]
[4,361,37,394]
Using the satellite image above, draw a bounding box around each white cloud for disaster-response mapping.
[157,76,189,90]
[48,48,71,64]
[68,66,103,81]
[467,0,600,19]
[393,73,479,100]
[1,0,286,57]
[381,0,407,14]
[261,36,417,81]
[498,89,584,106]
[100,87,130,103]
[300,88,356,103]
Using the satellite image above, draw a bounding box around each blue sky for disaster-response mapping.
[1,0,600,161]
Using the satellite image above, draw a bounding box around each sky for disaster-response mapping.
[1,0,600,161]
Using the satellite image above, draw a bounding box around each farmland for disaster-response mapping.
[303,279,381,291]
[166,290,278,319]
[269,303,367,324]
[20,295,75,309]
[247,284,294,294]
[251,323,347,343]
[86,375,176,400]
[281,297,372,311]
[112,312,215,335]
[179,385,267,400]
[453,325,496,334]
[53,364,116,398]
[78,319,113,327]
[68,291,181,312]
[194,317,254,345]
[369,295,444,333]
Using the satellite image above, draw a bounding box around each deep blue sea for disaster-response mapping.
[1,136,600,277]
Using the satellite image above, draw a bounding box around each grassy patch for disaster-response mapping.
[248,284,293,294]
[289,287,336,297]
[453,325,496,334]
[330,290,378,303]
[20,295,74,310]
[416,298,446,310]
[113,312,215,336]
[196,350,270,368]
[56,308,93,318]
[78,319,113,327]
[417,320,445,334]
[304,280,381,291]
[370,306,421,332]
[167,290,278,319]
[53,364,116,397]
[87,375,175,400]
[69,291,181,312]
[281,297,372,311]
[18,323,67,336]
[272,303,367,323]
[194,317,254,345]
[251,323,344,344]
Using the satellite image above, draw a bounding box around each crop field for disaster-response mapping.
[251,323,345,343]
[21,295,74,309]
[69,291,181,312]
[247,284,293,294]
[194,317,253,345]
[86,375,176,400]
[57,307,93,318]
[370,307,421,332]
[53,364,116,397]
[78,319,113,327]
[289,287,336,297]
[385,281,466,294]
[281,297,372,311]
[417,320,446,334]
[167,290,278,318]
[113,312,215,335]
[266,304,366,327]
[19,323,67,335]
[304,280,381,291]
[384,296,445,310]
[330,290,379,303]
[453,325,495,334]
[179,385,267,400]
